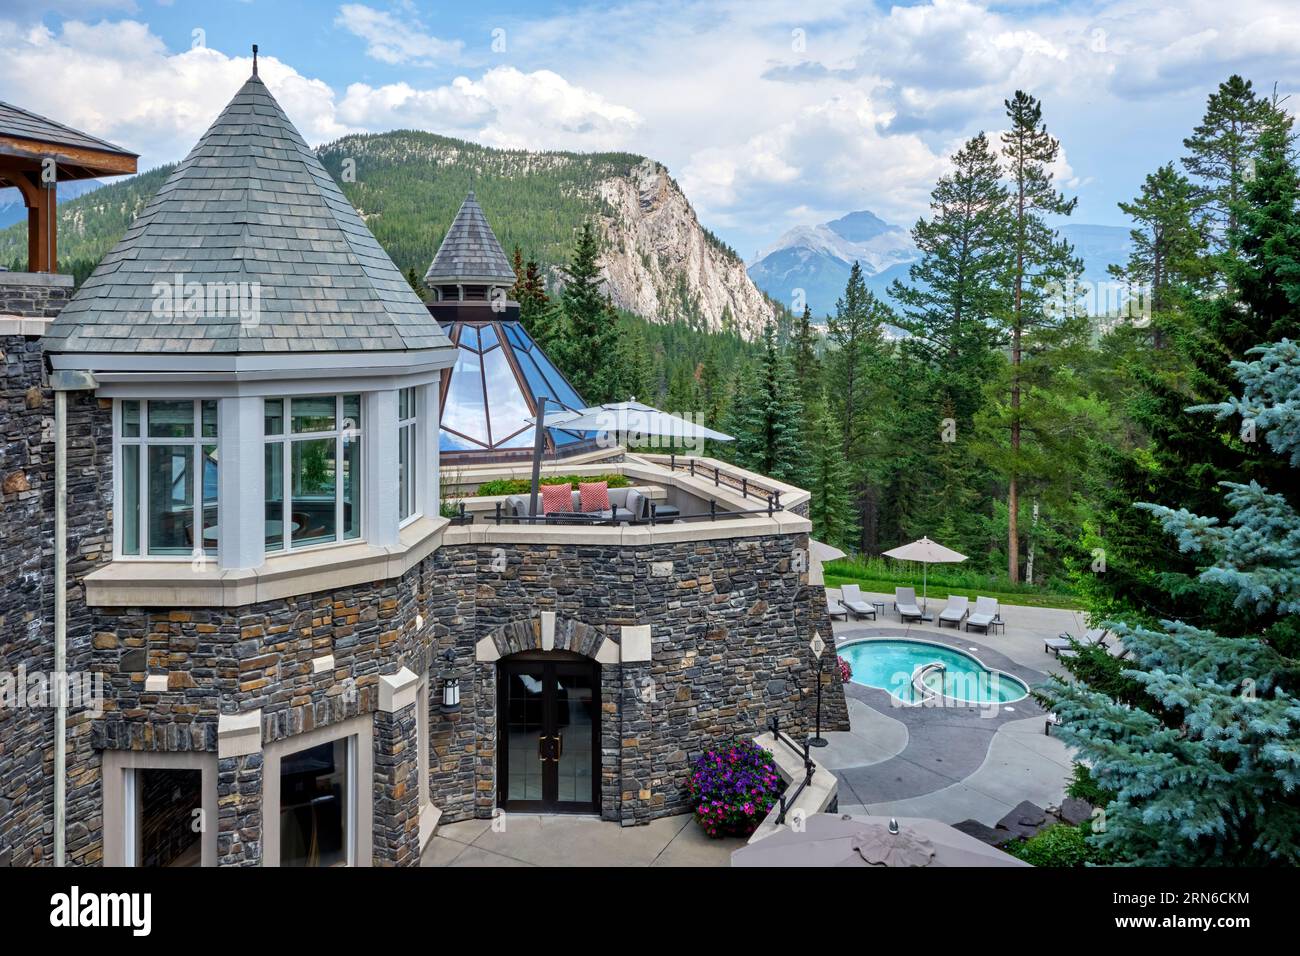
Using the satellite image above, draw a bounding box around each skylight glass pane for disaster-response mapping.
[482,347,532,449]
[530,351,584,410]
[478,324,499,350]
[442,347,490,444]
[498,426,536,449]
[460,326,480,351]
[440,429,486,451]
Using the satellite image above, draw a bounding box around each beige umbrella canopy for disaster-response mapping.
[731,814,1028,867]
[881,536,968,615]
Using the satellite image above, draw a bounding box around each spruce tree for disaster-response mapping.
[1046,339,1300,865]
[804,398,855,549]
[790,304,822,415]
[557,221,619,401]
[724,322,804,483]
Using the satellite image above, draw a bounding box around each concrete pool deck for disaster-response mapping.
[824,592,1079,826]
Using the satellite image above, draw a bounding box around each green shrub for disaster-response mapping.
[1006,822,1110,867]
[473,473,631,496]
[1065,763,1116,808]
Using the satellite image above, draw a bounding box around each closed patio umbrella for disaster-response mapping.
[731,814,1027,867]
[881,536,968,615]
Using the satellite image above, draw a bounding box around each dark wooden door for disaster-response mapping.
[498,658,599,813]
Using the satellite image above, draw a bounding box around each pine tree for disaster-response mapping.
[790,304,822,414]
[1108,163,1207,322]
[405,266,428,300]
[1046,339,1300,865]
[804,398,854,549]
[1182,75,1292,255]
[989,90,1083,582]
[725,323,804,482]
[557,221,619,401]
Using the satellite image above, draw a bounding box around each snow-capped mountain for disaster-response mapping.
[748,209,1136,321]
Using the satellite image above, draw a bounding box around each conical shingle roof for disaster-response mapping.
[423,191,516,287]
[43,75,450,355]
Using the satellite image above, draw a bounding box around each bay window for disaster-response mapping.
[117,399,218,558]
[264,395,362,551]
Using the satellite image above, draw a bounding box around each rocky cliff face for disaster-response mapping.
[592,159,774,337]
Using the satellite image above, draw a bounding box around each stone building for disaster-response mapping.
[0,69,846,868]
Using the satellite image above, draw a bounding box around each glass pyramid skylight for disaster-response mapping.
[439,320,595,460]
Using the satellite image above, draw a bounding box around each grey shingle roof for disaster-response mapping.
[423,191,516,287]
[0,101,137,158]
[42,76,450,355]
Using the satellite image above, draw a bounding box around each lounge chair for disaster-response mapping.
[826,590,848,622]
[964,596,999,633]
[838,584,877,621]
[894,587,923,622]
[1044,628,1109,657]
[937,596,969,629]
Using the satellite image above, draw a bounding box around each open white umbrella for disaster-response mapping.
[524,398,733,517]
[881,536,968,615]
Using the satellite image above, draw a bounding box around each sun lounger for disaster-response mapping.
[838,584,877,621]
[826,590,848,621]
[894,587,923,622]
[1044,629,1110,656]
[964,596,1000,633]
[937,595,969,628]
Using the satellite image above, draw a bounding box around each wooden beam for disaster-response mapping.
[0,135,137,177]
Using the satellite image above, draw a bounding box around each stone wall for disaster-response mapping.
[0,332,54,866]
[0,274,74,320]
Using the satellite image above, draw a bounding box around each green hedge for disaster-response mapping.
[1005,822,1112,867]
[472,473,631,497]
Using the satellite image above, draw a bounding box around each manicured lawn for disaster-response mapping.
[824,557,1081,610]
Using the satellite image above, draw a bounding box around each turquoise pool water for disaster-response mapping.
[838,639,1029,705]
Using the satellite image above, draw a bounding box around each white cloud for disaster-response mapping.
[338,67,643,151]
[334,3,462,66]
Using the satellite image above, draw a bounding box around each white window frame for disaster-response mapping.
[103,750,219,867]
[263,393,363,554]
[398,386,420,526]
[114,398,218,561]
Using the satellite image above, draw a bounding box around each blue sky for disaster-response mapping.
[4,0,1299,258]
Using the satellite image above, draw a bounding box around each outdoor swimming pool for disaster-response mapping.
[838,639,1030,705]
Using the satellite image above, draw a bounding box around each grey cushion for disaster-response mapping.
[624,488,644,521]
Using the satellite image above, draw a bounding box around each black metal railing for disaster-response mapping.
[666,453,782,510]
[488,495,783,526]
[768,714,816,826]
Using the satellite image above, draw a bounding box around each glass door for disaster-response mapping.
[499,658,599,813]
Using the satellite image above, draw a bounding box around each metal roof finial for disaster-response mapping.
[252,44,259,76]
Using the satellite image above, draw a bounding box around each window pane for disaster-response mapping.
[291,438,336,546]
[136,768,203,868]
[147,445,194,555]
[201,400,218,438]
[343,434,361,540]
[291,397,335,434]
[122,445,140,555]
[147,400,194,439]
[342,394,361,434]
[201,444,218,553]
[442,348,489,444]
[279,739,349,867]
[264,399,284,435]
[122,400,141,438]
[265,442,284,552]
[398,387,411,421]
[398,425,411,521]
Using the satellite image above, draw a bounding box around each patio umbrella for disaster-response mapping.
[524,398,733,517]
[881,536,968,615]
[730,814,1027,867]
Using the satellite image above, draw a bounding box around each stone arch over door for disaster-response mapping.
[474,611,619,663]
[472,611,627,822]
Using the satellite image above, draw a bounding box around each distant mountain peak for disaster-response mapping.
[826,209,899,244]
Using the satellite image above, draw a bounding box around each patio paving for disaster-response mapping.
[421,811,742,867]
[824,592,1078,826]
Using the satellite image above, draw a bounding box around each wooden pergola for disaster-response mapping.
[0,102,137,273]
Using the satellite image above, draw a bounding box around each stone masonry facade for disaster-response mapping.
[0,339,849,866]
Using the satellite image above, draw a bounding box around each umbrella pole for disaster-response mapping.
[923,563,928,617]
[528,396,548,520]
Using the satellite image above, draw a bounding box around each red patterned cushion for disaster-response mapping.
[579,481,611,512]
[540,483,574,514]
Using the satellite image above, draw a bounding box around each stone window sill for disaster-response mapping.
[84,515,448,608]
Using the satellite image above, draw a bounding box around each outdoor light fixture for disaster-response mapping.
[439,648,461,715]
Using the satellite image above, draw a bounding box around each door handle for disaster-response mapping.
[538,735,550,762]
[553,734,563,760]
